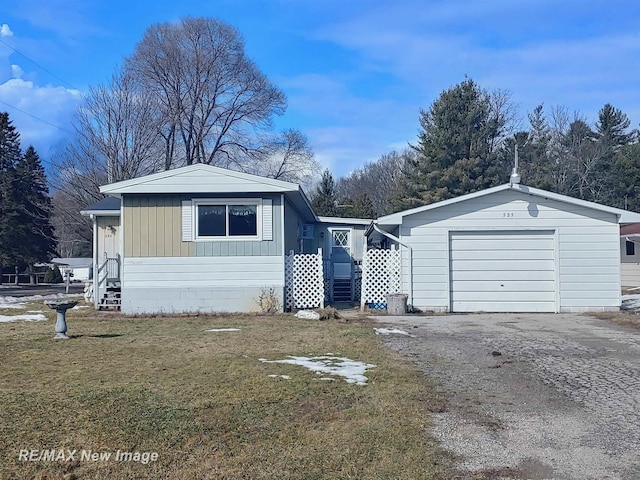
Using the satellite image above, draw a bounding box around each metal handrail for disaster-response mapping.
[95,254,120,309]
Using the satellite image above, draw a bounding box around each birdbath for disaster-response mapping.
[44,300,77,339]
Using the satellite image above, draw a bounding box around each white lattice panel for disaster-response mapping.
[361,248,401,304]
[285,251,325,310]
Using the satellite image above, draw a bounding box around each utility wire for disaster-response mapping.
[0,99,74,135]
[0,37,78,135]
[0,37,77,90]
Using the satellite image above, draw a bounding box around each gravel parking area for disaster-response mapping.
[372,313,640,480]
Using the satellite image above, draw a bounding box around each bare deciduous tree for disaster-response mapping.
[51,69,163,201]
[51,190,92,258]
[249,129,319,188]
[126,16,287,169]
[336,149,412,217]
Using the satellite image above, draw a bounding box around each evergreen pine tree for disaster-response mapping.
[311,169,338,216]
[14,146,57,275]
[339,192,375,218]
[0,112,23,280]
[392,79,510,211]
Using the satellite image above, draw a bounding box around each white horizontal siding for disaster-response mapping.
[400,189,620,312]
[560,265,619,276]
[123,256,283,288]
[121,256,284,314]
[621,263,640,287]
[402,191,615,229]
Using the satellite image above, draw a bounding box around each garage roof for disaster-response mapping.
[376,183,640,226]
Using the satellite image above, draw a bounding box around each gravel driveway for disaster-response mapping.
[372,313,640,480]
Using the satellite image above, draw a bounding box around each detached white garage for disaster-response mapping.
[372,183,640,313]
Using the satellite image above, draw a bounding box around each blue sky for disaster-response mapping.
[1,0,640,178]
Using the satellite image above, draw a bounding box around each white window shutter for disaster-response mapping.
[262,199,273,241]
[181,200,193,241]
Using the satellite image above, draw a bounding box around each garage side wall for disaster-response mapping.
[399,190,620,313]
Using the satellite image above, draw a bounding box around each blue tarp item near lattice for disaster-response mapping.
[368,302,387,310]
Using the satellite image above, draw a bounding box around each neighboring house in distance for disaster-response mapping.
[50,258,93,282]
[81,164,370,314]
[620,223,640,287]
[369,183,640,313]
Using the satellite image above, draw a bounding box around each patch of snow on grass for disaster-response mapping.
[0,293,82,304]
[374,327,414,337]
[71,305,90,310]
[268,374,291,380]
[259,356,375,386]
[206,328,241,332]
[0,303,26,310]
[0,313,47,323]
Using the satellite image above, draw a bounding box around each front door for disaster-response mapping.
[104,224,119,259]
[331,229,352,279]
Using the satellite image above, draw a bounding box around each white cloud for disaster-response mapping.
[10,64,23,79]
[311,2,640,114]
[0,78,82,156]
[0,24,13,37]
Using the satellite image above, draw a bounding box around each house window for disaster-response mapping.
[195,200,259,239]
[627,240,635,256]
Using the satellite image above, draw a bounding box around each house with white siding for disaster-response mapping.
[81,164,369,314]
[369,183,640,313]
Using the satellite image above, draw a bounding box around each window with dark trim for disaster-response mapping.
[196,202,258,239]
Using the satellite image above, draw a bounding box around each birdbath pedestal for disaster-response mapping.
[44,300,77,339]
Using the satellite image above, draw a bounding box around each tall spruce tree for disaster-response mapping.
[0,113,57,283]
[0,112,23,280]
[311,169,338,216]
[594,104,634,206]
[14,146,56,278]
[392,78,511,211]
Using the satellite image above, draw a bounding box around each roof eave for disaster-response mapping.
[80,209,121,217]
[317,216,372,225]
[99,164,302,195]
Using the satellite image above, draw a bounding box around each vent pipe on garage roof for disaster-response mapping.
[510,143,521,185]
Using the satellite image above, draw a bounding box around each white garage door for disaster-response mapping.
[450,231,556,313]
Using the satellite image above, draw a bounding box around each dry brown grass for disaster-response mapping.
[590,310,640,329]
[0,302,455,479]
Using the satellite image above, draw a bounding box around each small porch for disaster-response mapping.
[80,196,122,311]
[95,254,121,310]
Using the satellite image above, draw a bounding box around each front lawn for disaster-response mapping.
[0,305,454,479]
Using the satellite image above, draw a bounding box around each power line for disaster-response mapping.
[0,37,77,90]
[0,99,75,135]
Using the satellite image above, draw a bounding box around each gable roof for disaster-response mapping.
[100,164,302,195]
[97,164,317,221]
[377,183,640,226]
